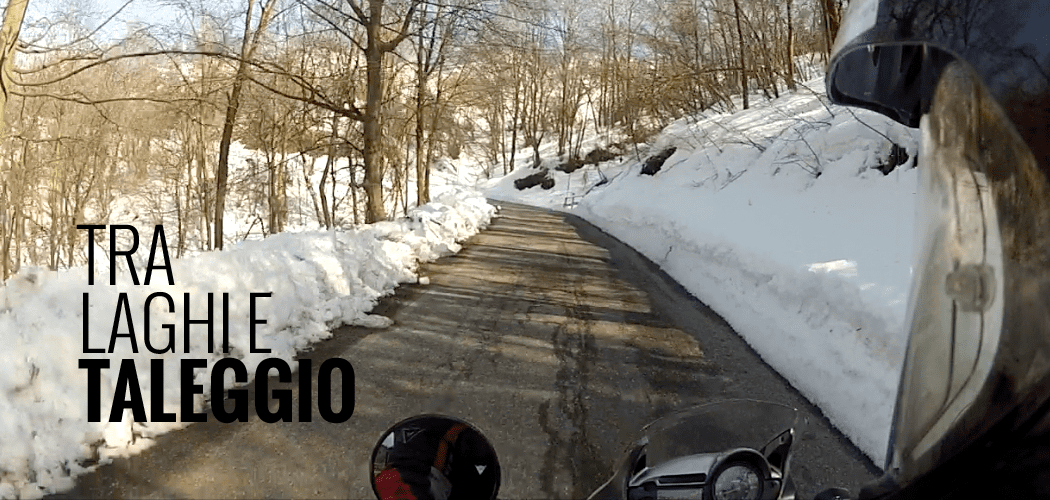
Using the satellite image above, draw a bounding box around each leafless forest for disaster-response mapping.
[0,0,844,280]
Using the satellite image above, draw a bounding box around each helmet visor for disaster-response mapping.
[827,0,1050,169]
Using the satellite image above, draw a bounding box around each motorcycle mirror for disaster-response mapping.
[370,415,500,500]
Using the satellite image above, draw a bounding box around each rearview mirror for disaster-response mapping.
[370,415,500,500]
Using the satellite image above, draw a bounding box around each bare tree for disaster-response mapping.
[786,0,796,90]
[821,0,843,56]
[214,0,278,249]
[733,0,748,110]
[0,0,28,115]
[412,2,457,206]
[0,0,29,278]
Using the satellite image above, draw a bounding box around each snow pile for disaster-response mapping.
[487,79,921,466]
[0,187,494,499]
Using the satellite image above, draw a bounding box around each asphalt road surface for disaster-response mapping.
[54,201,880,499]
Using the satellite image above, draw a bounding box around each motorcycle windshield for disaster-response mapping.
[643,400,797,467]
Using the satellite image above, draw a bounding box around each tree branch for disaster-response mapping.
[298,0,366,52]
[12,49,229,87]
[245,72,363,121]
[380,0,422,52]
[10,90,211,106]
[18,0,135,55]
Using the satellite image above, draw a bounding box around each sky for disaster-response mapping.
[22,0,215,49]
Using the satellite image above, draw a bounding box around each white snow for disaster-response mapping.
[486,77,921,467]
[0,187,495,499]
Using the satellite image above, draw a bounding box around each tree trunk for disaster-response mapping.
[787,0,796,90]
[733,0,748,110]
[717,14,734,112]
[508,70,521,173]
[424,72,442,197]
[330,146,338,224]
[319,132,334,228]
[414,51,427,207]
[213,0,277,250]
[350,157,360,224]
[319,156,332,229]
[0,0,28,276]
[300,152,323,226]
[413,4,432,207]
[821,0,840,57]
[0,0,28,116]
[214,80,243,249]
[196,131,211,249]
[362,2,387,223]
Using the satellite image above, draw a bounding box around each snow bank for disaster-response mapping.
[487,78,921,466]
[0,187,495,499]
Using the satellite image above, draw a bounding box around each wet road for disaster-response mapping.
[54,202,879,499]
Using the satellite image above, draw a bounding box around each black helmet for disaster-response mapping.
[827,1,1050,498]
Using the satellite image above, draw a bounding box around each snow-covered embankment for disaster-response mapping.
[0,187,495,499]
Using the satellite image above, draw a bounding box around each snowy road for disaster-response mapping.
[52,202,878,499]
